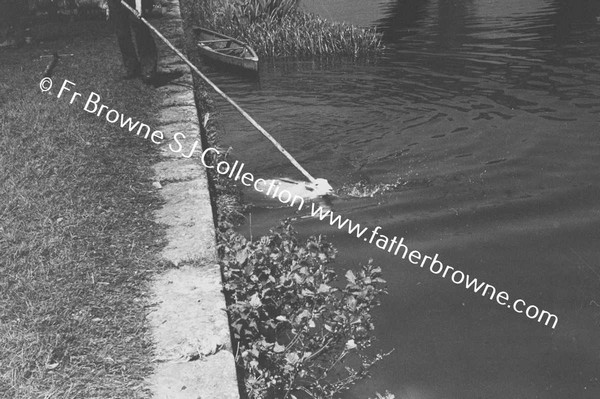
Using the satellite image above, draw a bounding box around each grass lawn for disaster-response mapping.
[0,20,168,398]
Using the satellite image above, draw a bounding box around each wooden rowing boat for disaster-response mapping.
[192,27,259,72]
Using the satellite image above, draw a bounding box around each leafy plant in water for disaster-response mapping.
[220,221,390,398]
[194,0,383,58]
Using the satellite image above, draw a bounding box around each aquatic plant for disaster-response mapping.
[193,38,391,399]
[232,0,300,23]
[192,0,384,58]
[219,221,390,398]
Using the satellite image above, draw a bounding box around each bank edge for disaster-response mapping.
[146,1,239,397]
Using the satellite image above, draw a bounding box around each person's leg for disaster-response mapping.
[0,0,10,45]
[1,0,22,47]
[12,0,27,46]
[108,0,140,78]
[131,16,157,81]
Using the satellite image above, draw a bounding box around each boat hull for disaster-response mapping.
[192,27,259,72]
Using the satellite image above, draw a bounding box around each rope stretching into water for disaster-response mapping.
[119,0,317,184]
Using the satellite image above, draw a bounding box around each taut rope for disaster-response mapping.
[120,0,317,183]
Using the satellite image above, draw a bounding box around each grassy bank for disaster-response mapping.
[0,22,166,398]
[184,0,383,58]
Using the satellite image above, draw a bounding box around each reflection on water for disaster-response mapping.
[301,0,391,26]
[204,0,600,398]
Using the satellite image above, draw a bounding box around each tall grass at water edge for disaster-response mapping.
[194,0,384,58]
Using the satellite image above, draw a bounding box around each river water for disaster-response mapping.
[200,0,600,397]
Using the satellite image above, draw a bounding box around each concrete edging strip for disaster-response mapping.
[146,1,239,397]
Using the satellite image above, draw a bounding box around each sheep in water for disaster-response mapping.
[254,177,334,214]
[261,178,334,201]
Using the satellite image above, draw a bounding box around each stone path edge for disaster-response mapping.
[146,1,240,398]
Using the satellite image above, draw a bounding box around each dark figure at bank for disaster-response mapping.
[107,0,157,82]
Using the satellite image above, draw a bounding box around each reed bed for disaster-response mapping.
[194,0,384,58]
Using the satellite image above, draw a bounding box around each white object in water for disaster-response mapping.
[262,178,334,200]
[311,178,334,197]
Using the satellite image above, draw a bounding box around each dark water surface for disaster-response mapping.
[203,0,600,397]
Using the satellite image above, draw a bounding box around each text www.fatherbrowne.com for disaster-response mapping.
[39,77,558,330]
[310,204,559,329]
